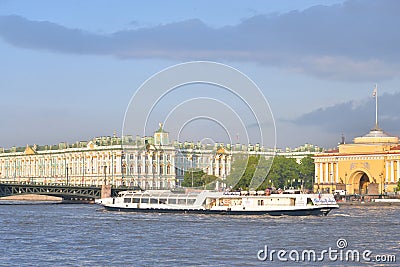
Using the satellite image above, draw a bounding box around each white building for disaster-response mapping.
[0,124,318,189]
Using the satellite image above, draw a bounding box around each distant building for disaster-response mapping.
[0,126,177,189]
[314,126,400,194]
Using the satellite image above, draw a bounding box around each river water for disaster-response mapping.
[0,203,398,266]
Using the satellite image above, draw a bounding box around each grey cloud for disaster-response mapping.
[0,0,400,81]
[293,92,400,136]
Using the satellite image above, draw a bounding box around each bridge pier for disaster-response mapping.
[101,184,111,199]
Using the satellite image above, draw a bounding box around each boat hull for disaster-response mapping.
[103,206,337,216]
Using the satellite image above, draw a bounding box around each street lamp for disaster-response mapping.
[103,165,107,185]
[66,163,69,186]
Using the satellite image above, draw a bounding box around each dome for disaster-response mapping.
[354,127,399,144]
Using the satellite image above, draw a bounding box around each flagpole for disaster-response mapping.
[374,84,379,130]
[375,84,378,129]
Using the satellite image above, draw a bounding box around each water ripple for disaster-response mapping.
[0,204,399,266]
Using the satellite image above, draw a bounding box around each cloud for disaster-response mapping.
[0,0,400,81]
[292,91,400,137]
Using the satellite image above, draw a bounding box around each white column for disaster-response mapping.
[330,163,334,183]
[325,163,329,183]
[0,161,2,179]
[171,153,176,176]
[226,156,231,176]
[386,161,389,182]
[397,161,400,182]
[87,156,91,176]
[314,162,319,184]
[215,157,219,176]
[391,161,395,183]
[116,155,121,174]
[221,155,226,177]
[319,163,324,184]
[335,163,339,183]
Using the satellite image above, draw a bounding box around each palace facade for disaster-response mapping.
[314,127,400,195]
[0,125,233,189]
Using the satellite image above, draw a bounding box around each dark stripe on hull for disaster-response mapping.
[103,206,337,216]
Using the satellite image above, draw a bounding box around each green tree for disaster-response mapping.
[267,156,299,191]
[182,169,219,188]
[202,174,220,190]
[259,156,300,190]
[182,169,206,187]
[226,154,272,190]
[299,155,315,190]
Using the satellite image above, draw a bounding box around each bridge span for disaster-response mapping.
[0,183,139,203]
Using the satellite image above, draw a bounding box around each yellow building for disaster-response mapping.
[314,127,400,195]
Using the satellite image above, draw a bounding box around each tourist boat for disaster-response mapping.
[96,189,339,216]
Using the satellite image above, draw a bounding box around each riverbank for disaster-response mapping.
[0,194,62,202]
[338,200,400,206]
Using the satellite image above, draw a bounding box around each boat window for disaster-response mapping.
[124,198,131,203]
[141,198,149,204]
[150,198,158,204]
[159,199,167,204]
[258,200,264,206]
[178,199,186,205]
[168,199,177,204]
[132,198,140,204]
[187,199,196,205]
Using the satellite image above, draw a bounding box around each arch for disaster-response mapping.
[348,168,372,195]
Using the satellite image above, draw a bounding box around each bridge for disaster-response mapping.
[0,182,140,203]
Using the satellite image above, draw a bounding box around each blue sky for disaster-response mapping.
[1,0,400,149]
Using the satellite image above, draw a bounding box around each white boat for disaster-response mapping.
[96,190,339,216]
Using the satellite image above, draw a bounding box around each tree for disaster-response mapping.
[226,154,272,190]
[260,156,300,190]
[299,155,315,190]
[202,174,220,190]
[182,169,206,187]
[181,169,219,188]
[226,154,314,191]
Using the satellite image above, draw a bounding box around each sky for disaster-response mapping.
[1,0,400,149]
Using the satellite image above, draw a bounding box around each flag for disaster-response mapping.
[372,85,377,97]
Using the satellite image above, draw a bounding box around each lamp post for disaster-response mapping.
[191,169,194,187]
[299,173,304,192]
[66,163,69,186]
[344,172,347,195]
[103,165,107,185]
